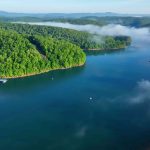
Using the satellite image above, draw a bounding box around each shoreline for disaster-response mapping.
[85,46,127,51]
[0,46,130,79]
[0,63,85,79]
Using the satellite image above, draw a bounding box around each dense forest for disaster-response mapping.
[0,29,86,78]
[0,22,131,50]
[0,22,131,78]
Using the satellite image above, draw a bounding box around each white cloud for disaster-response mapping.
[138,80,150,91]
[130,80,150,104]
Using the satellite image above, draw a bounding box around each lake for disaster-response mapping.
[0,40,150,150]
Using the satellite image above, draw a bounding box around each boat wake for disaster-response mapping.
[0,79,7,84]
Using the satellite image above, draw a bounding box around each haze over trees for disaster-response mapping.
[0,15,150,27]
[0,22,131,50]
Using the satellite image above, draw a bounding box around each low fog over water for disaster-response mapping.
[19,22,150,43]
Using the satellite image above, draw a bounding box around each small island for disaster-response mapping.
[0,23,131,78]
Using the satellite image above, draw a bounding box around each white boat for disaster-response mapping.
[0,79,7,84]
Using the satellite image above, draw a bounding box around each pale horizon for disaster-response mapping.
[0,0,149,14]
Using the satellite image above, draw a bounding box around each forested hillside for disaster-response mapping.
[0,29,86,78]
[0,22,131,78]
[0,22,131,50]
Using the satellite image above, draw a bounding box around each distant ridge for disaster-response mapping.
[0,11,149,18]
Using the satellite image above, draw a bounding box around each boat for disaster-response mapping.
[0,79,7,84]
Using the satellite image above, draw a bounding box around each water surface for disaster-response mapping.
[0,41,150,150]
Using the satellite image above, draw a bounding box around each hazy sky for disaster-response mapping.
[0,0,149,14]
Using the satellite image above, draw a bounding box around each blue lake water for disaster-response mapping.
[0,40,150,150]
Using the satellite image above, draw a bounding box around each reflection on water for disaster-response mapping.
[0,66,85,92]
[84,49,125,56]
[0,42,150,150]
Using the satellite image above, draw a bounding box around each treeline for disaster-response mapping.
[1,16,150,27]
[0,29,86,78]
[0,22,131,50]
[42,17,150,28]
[46,18,105,26]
